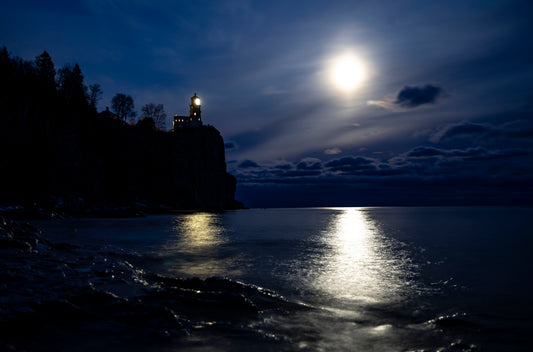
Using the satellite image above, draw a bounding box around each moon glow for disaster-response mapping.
[331,55,365,92]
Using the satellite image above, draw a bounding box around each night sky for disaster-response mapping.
[2,0,533,207]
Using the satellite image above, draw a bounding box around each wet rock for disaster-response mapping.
[0,217,49,252]
[437,339,479,352]
[429,313,479,329]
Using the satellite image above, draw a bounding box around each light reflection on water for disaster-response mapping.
[172,212,226,254]
[31,207,533,351]
[267,208,422,351]
[312,208,413,305]
[154,208,415,307]
[157,212,239,277]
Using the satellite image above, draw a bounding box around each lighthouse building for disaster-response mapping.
[173,93,202,130]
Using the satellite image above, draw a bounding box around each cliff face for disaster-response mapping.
[88,121,242,210]
[1,116,243,210]
[171,126,238,209]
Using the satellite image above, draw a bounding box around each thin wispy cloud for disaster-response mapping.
[324,147,342,155]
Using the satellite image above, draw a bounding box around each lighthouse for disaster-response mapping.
[173,93,203,130]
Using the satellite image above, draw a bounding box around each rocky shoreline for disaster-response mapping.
[0,217,304,351]
[0,200,246,221]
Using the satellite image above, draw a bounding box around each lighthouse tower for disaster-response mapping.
[173,93,203,130]
[189,93,201,122]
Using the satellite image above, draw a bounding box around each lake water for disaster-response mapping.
[32,207,533,351]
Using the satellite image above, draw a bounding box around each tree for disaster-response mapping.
[141,103,167,130]
[35,50,56,90]
[58,63,87,107]
[35,51,55,84]
[88,84,102,110]
[111,93,135,121]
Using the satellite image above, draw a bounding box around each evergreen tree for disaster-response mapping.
[35,50,56,90]
[0,46,12,81]
[0,47,12,127]
[58,63,88,108]
[14,58,38,125]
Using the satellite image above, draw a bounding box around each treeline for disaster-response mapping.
[0,47,240,210]
[0,47,166,132]
[1,48,92,134]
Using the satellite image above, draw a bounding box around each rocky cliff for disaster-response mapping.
[170,126,239,209]
[0,116,243,212]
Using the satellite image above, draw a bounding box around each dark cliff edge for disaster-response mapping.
[0,118,244,215]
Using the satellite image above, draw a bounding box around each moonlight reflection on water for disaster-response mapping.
[23,207,532,351]
[154,209,416,307]
[312,208,415,306]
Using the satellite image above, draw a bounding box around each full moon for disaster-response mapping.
[331,55,365,92]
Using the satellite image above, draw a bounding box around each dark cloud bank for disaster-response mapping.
[233,118,533,207]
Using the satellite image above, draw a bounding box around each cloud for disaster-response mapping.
[273,163,292,170]
[430,118,533,143]
[224,141,237,149]
[232,144,533,208]
[260,86,284,95]
[403,145,532,165]
[325,156,377,172]
[296,157,322,170]
[396,84,444,107]
[408,146,447,157]
[368,84,444,110]
[282,170,322,177]
[405,146,511,161]
[238,159,260,168]
[233,144,532,192]
[449,147,490,159]
[460,148,530,161]
[501,119,533,140]
[366,99,398,110]
[324,147,342,155]
[430,122,494,142]
[406,146,495,159]
[443,123,490,139]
